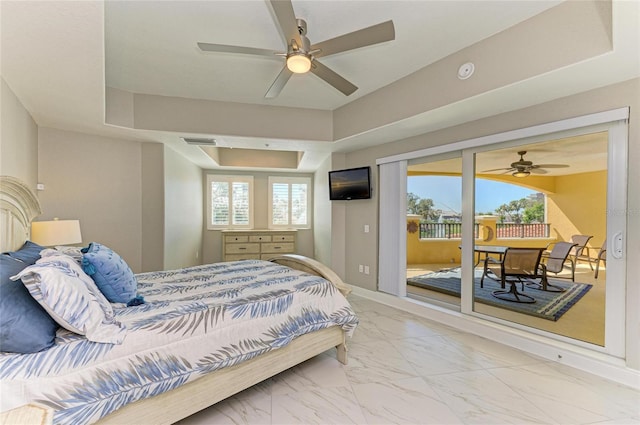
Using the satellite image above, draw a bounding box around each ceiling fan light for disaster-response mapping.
[512,170,531,178]
[286,54,311,73]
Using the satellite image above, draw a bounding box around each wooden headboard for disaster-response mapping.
[0,176,42,252]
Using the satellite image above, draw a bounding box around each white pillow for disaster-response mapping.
[11,254,127,344]
[40,246,84,264]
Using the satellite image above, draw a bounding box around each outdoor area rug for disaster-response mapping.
[407,268,592,321]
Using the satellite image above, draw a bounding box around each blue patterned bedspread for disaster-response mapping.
[0,260,358,424]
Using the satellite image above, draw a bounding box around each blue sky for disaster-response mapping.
[407,176,536,214]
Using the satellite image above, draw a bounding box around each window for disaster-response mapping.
[268,177,311,228]
[207,175,253,229]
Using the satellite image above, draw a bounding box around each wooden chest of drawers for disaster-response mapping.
[222,230,297,261]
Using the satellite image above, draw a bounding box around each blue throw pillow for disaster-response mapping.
[7,240,45,265]
[81,242,142,305]
[0,254,58,353]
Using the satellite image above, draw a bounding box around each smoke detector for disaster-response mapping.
[457,62,475,80]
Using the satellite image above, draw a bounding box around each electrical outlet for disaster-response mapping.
[364,265,370,275]
[358,264,364,273]
[364,224,370,233]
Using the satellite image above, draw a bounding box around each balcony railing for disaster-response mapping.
[419,223,478,239]
[496,223,550,238]
[419,222,549,239]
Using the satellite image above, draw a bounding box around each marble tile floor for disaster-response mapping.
[176,295,639,425]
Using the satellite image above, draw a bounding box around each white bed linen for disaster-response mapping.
[0,260,358,424]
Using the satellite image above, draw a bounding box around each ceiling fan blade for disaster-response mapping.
[481,167,512,173]
[310,60,357,96]
[533,164,569,169]
[197,42,280,58]
[265,66,293,98]
[269,0,302,48]
[529,168,548,174]
[311,20,395,58]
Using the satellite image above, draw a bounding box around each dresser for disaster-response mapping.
[222,230,297,261]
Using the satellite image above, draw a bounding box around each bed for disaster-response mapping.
[0,176,358,425]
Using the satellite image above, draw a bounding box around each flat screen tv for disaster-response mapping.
[328,166,371,200]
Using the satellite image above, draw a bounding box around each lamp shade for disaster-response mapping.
[31,219,82,246]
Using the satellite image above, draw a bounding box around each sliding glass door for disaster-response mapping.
[470,132,609,346]
[382,109,628,356]
[405,153,462,308]
[459,120,627,356]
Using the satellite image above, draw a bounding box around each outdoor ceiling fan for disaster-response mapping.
[197,0,395,98]
[482,151,569,178]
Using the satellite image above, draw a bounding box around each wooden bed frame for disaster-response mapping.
[0,176,352,425]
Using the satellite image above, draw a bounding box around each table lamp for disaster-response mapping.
[31,218,82,246]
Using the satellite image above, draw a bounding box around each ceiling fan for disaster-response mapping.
[197,0,395,98]
[482,151,569,177]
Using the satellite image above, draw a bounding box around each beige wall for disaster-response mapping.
[0,78,38,189]
[163,145,203,270]
[547,170,607,249]
[336,77,640,370]
[329,153,347,279]
[201,170,315,264]
[36,131,204,273]
[37,128,143,271]
[141,143,165,272]
[313,155,332,267]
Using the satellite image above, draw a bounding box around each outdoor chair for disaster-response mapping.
[594,239,607,279]
[527,241,577,292]
[570,234,594,270]
[480,247,545,304]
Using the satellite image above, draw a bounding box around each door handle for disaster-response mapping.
[612,232,624,259]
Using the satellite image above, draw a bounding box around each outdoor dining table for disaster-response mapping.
[462,244,510,268]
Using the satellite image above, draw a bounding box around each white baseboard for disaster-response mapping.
[350,286,640,390]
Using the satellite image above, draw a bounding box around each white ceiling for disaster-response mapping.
[104,0,561,110]
[1,1,639,173]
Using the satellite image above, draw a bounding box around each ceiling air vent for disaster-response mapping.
[182,137,216,146]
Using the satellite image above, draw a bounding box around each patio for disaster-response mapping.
[407,262,605,345]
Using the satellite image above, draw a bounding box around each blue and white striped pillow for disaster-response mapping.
[11,254,127,344]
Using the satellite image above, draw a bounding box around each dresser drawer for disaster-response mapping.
[261,242,295,253]
[249,235,272,242]
[225,243,260,254]
[272,234,295,242]
[261,253,280,261]
[225,254,261,261]
[225,235,249,243]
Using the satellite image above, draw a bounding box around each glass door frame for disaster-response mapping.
[460,119,627,357]
[378,107,628,357]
